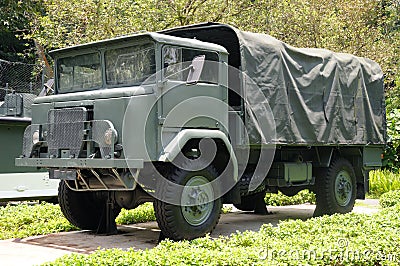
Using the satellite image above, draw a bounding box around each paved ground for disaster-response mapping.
[0,199,380,266]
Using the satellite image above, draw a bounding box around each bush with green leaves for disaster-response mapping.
[265,190,316,206]
[369,169,400,197]
[0,202,160,240]
[380,190,400,208]
[115,203,156,225]
[384,104,400,171]
[44,204,400,266]
[0,202,76,240]
[384,76,400,170]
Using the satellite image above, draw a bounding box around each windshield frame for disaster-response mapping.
[54,41,157,94]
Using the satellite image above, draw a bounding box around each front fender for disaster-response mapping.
[158,129,238,181]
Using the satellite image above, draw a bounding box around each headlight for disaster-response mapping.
[104,128,117,145]
[32,130,40,144]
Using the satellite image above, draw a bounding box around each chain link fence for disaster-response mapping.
[0,59,51,101]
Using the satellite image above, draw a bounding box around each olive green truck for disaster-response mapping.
[16,23,385,240]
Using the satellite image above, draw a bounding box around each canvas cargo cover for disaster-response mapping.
[164,23,386,145]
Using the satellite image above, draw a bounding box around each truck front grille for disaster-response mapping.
[47,107,87,158]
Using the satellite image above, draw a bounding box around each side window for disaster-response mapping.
[163,47,183,81]
[162,46,219,84]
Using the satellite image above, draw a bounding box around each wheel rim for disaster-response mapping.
[181,175,214,226]
[334,170,353,207]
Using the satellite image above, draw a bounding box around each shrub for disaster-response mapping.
[0,202,76,240]
[0,202,161,240]
[44,204,400,265]
[369,169,400,197]
[115,203,156,225]
[380,190,400,208]
[265,190,316,206]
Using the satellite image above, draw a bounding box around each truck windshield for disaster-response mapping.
[57,52,102,93]
[105,43,156,86]
[56,43,156,93]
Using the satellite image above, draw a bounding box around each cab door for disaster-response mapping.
[158,46,228,148]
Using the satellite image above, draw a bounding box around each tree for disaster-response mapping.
[29,0,399,85]
[0,0,43,62]
[29,0,259,49]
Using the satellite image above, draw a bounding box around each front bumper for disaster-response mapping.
[15,158,144,169]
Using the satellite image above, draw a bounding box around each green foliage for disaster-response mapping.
[45,204,400,265]
[115,203,156,225]
[0,0,43,62]
[0,202,162,240]
[265,190,316,206]
[380,190,400,208]
[0,202,76,240]
[369,169,400,197]
[29,0,255,50]
[384,77,400,170]
[28,0,400,87]
[384,109,400,170]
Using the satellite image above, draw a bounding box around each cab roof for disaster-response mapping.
[49,32,228,58]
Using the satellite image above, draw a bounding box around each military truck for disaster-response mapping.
[0,88,59,202]
[16,23,385,240]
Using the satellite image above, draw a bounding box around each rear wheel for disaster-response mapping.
[154,161,222,240]
[314,158,356,216]
[234,171,267,213]
[58,181,120,230]
[234,194,257,211]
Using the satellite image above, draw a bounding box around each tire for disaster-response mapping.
[58,181,120,230]
[314,158,356,216]
[234,171,266,211]
[279,187,301,197]
[234,194,256,211]
[234,192,267,212]
[154,160,222,240]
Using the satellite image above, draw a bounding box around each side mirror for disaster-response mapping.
[38,78,55,96]
[186,55,205,85]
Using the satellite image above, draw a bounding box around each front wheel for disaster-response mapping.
[314,158,356,216]
[58,181,120,231]
[154,161,222,240]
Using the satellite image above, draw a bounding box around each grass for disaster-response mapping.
[0,202,76,240]
[44,203,400,265]
[0,202,233,240]
[380,190,400,208]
